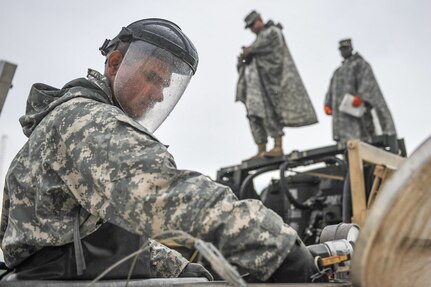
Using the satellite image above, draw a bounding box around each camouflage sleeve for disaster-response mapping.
[56,99,298,281]
[355,59,397,135]
[355,59,382,104]
[325,73,336,108]
[354,59,369,99]
[148,239,189,277]
[0,185,10,243]
[249,27,282,55]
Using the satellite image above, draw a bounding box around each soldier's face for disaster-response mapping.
[250,18,264,34]
[114,57,172,119]
[339,46,353,59]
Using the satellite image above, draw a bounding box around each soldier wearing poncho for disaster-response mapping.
[237,10,317,159]
[324,38,397,144]
[0,18,320,283]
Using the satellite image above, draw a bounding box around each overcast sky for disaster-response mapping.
[1,0,430,193]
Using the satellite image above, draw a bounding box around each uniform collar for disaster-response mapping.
[86,69,114,104]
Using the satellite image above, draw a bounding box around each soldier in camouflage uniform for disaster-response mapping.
[0,19,319,283]
[324,38,397,144]
[236,10,317,159]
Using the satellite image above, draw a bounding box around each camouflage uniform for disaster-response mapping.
[236,21,317,144]
[325,53,397,143]
[243,60,284,144]
[1,69,299,281]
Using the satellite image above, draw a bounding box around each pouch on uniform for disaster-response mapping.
[339,93,365,118]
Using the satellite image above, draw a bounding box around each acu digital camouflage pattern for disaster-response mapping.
[1,69,299,281]
[236,21,318,131]
[149,239,189,277]
[241,60,284,144]
[325,53,397,143]
[0,70,188,278]
[248,114,284,145]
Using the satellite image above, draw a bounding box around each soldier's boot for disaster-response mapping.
[264,136,283,157]
[246,143,266,161]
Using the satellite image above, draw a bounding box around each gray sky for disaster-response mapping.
[1,0,430,191]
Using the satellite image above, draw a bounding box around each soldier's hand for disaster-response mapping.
[179,263,214,281]
[237,54,243,65]
[242,46,249,56]
[351,95,363,107]
[324,105,332,115]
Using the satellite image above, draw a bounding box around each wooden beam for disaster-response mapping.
[347,140,367,225]
[354,140,405,169]
[347,139,406,226]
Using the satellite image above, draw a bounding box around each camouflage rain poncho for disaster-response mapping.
[236,21,317,127]
[325,53,397,143]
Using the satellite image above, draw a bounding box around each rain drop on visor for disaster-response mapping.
[113,41,193,133]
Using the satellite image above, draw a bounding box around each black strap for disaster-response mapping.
[73,208,86,276]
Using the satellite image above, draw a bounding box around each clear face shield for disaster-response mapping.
[113,41,193,133]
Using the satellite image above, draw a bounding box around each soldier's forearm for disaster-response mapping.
[196,189,298,281]
[249,29,281,55]
[148,239,189,277]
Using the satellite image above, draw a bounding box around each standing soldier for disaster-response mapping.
[236,10,317,160]
[324,38,397,144]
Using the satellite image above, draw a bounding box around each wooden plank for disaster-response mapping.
[347,140,406,225]
[347,140,367,225]
[355,141,405,169]
[367,165,384,208]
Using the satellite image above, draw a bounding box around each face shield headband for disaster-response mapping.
[101,25,198,74]
[113,41,193,133]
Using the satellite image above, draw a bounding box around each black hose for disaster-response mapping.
[239,165,279,200]
[279,161,311,210]
[279,156,347,211]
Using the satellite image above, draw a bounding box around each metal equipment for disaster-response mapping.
[216,136,406,244]
[308,223,360,282]
[0,60,17,116]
